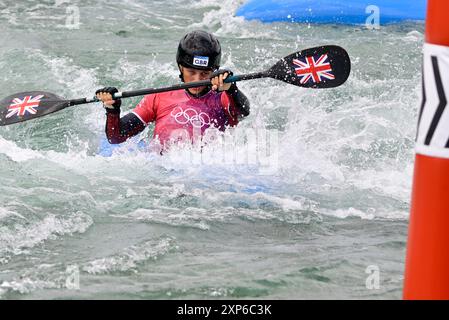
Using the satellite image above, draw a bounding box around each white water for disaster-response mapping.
[0,0,421,299]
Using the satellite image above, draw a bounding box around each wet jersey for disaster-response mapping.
[131,89,240,146]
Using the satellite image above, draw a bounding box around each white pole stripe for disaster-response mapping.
[416,43,449,157]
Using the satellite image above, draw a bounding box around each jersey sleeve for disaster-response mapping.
[105,112,145,144]
[132,94,158,125]
[220,91,240,127]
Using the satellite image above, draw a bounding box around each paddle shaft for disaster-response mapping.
[1,45,351,127]
[67,71,268,107]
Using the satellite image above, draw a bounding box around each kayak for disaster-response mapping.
[98,137,148,157]
[97,137,273,194]
[236,0,426,25]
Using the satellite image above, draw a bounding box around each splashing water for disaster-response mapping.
[0,0,422,299]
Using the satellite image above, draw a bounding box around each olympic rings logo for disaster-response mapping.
[170,106,211,128]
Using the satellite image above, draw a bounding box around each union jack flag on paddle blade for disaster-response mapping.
[268,45,350,89]
[6,95,44,119]
[0,91,68,126]
[293,54,335,84]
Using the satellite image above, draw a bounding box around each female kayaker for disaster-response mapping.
[96,30,250,152]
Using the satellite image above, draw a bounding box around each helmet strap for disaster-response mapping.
[178,65,185,82]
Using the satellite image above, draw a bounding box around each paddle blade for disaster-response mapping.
[268,45,351,89]
[0,91,69,126]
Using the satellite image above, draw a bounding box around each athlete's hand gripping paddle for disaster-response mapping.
[0,45,350,126]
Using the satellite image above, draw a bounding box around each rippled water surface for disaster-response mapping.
[0,0,423,299]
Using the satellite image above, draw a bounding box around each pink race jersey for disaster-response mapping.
[132,89,239,147]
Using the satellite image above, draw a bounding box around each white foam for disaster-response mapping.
[403,30,424,42]
[0,277,58,295]
[29,50,98,98]
[112,208,212,230]
[0,137,44,162]
[348,165,413,203]
[188,0,280,39]
[324,207,408,221]
[0,212,93,256]
[82,236,175,274]
[0,207,25,221]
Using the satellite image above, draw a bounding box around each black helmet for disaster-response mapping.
[176,30,221,70]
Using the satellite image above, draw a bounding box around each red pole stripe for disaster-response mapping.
[425,0,449,46]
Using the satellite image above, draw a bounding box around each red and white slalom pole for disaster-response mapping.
[404,0,449,300]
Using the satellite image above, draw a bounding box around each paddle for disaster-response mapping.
[0,45,350,126]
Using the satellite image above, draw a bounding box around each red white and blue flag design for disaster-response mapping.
[293,54,335,84]
[6,95,44,119]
